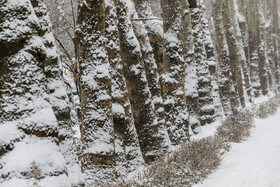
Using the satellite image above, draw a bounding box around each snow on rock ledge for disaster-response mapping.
[0,136,67,186]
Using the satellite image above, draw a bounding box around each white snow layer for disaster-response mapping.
[195,109,280,187]
[0,136,68,187]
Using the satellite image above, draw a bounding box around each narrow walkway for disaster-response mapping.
[195,109,280,187]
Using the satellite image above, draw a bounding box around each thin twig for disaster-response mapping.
[131,17,163,21]
[70,0,76,30]
[54,33,71,60]
[54,33,81,97]
[70,0,78,60]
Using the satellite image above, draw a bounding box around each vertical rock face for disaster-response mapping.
[272,0,280,91]
[235,0,253,103]
[190,0,215,125]
[160,0,189,144]
[201,2,223,119]
[248,0,262,97]
[105,0,144,175]
[237,0,250,62]
[132,0,167,145]
[237,0,269,98]
[0,0,73,185]
[75,0,115,182]
[150,0,162,17]
[1,0,280,184]
[181,1,201,132]
[264,0,277,91]
[212,0,239,116]
[256,0,269,96]
[115,0,170,163]
[135,0,166,111]
[222,0,246,107]
[31,0,80,185]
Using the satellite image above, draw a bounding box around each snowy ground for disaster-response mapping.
[194,109,280,187]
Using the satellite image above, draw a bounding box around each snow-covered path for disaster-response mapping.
[195,109,280,187]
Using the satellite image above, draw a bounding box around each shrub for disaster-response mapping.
[107,136,222,187]
[217,110,254,143]
[255,96,280,119]
[106,96,280,187]
[28,161,41,187]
